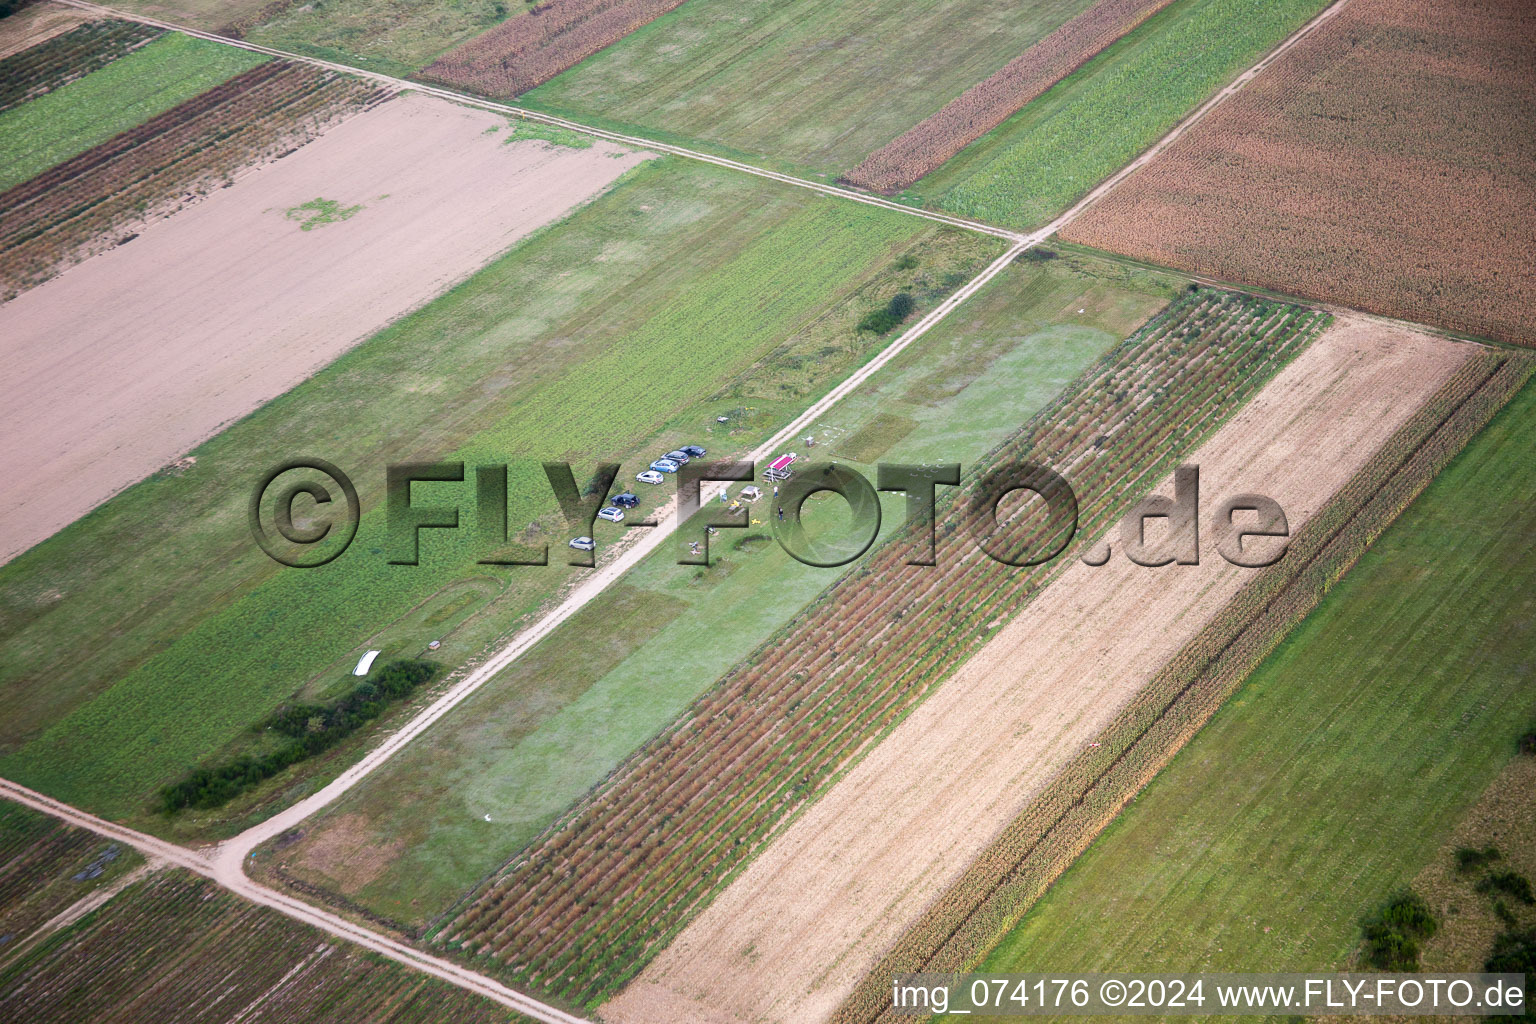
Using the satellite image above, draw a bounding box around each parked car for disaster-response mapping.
[568,536,595,551]
[597,506,625,523]
[637,469,665,485]
[610,492,640,508]
[650,458,680,473]
[664,450,691,465]
[680,445,707,458]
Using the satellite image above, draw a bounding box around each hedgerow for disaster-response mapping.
[158,660,436,813]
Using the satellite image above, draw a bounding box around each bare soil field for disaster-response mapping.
[0,2,90,60]
[604,318,1471,1024]
[421,0,687,98]
[1062,0,1536,346]
[844,0,1174,193]
[0,91,647,564]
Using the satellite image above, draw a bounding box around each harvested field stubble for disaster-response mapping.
[421,0,688,98]
[440,292,1330,1005]
[0,62,389,299]
[838,347,1536,1024]
[844,0,1174,193]
[1062,0,1536,346]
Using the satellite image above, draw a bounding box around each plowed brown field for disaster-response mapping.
[1062,0,1536,346]
[604,318,1470,1024]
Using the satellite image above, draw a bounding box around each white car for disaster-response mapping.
[568,536,595,551]
[636,469,665,485]
[596,506,625,523]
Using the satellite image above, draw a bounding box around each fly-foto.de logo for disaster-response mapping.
[249,459,1289,571]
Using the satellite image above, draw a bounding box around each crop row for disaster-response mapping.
[0,19,161,115]
[0,61,389,300]
[844,0,1174,193]
[436,291,1332,1004]
[419,0,690,98]
[0,867,511,1023]
[0,802,125,943]
[835,348,1536,1024]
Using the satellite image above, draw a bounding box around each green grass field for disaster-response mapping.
[244,0,513,78]
[950,379,1536,1019]
[521,0,1099,177]
[0,32,265,191]
[0,156,1002,831]
[907,0,1330,230]
[253,249,1180,928]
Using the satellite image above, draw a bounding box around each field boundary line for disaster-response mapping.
[0,778,595,1024]
[48,0,1025,242]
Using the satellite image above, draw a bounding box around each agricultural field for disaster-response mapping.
[0,59,388,299]
[0,29,266,190]
[242,0,516,77]
[906,0,1332,229]
[432,290,1353,1007]
[0,802,513,1023]
[608,319,1474,1024]
[0,153,1000,833]
[0,89,648,564]
[1063,0,1536,347]
[942,375,1536,1021]
[0,18,158,112]
[0,2,91,60]
[253,249,1178,931]
[515,0,1108,176]
[845,0,1175,193]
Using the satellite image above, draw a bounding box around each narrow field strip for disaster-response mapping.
[0,18,158,114]
[0,29,266,190]
[421,0,690,98]
[842,346,1536,1024]
[844,0,1175,193]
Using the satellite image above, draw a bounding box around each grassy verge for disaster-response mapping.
[0,31,266,191]
[937,373,1536,1022]
[253,249,1177,930]
[905,0,1331,230]
[0,157,1000,831]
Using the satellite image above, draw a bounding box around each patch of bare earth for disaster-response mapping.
[603,318,1471,1024]
[286,813,404,897]
[0,91,648,564]
[1062,0,1536,346]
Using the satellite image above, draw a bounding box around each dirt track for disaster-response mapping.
[0,91,646,564]
[603,318,1469,1024]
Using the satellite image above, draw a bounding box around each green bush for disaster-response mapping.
[158,660,437,813]
[1362,891,1437,971]
[1456,845,1503,873]
[1477,871,1536,906]
[1485,928,1535,1019]
[857,291,916,334]
[1519,727,1536,756]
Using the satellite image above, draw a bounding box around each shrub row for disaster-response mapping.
[836,350,1536,1023]
[157,659,437,813]
[420,0,689,98]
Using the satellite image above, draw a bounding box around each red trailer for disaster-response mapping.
[764,452,798,482]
